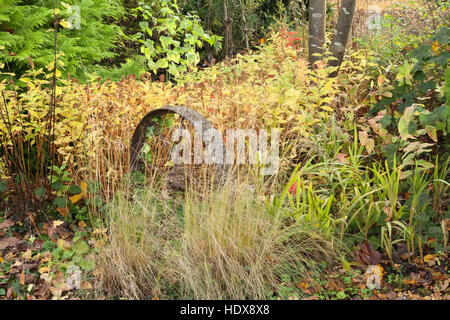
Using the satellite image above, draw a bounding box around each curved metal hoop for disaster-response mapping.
[129,105,214,172]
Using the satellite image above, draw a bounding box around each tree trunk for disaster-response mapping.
[206,0,213,31]
[223,0,233,58]
[238,0,250,50]
[308,0,327,68]
[329,0,357,76]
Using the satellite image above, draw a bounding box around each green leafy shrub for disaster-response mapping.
[357,0,449,68]
[127,0,221,79]
[367,27,449,172]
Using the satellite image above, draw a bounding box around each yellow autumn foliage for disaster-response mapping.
[0,32,375,194]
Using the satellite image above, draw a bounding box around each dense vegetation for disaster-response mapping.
[0,0,448,300]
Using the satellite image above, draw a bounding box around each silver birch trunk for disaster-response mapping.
[329,0,357,76]
[308,0,327,68]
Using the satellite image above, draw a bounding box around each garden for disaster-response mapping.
[0,0,449,301]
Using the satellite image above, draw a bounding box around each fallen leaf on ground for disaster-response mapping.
[386,291,397,299]
[295,281,310,294]
[356,241,381,266]
[334,153,349,164]
[0,237,19,250]
[19,270,25,285]
[57,239,72,250]
[0,219,14,230]
[6,286,13,299]
[20,262,40,271]
[81,281,93,290]
[39,266,50,274]
[424,254,438,266]
[56,207,69,218]
[53,220,64,228]
[438,279,449,292]
[78,221,87,229]
[304,295,319,300]
[326,279,342,291]
[22,249,32,259]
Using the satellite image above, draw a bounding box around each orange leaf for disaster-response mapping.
[69,182,88,204]
[431,40,440,53]
[81,281,93,290]
[19,270,25,285]
[56,207,69,218]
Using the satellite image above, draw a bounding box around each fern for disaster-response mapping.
[0,0,125,81]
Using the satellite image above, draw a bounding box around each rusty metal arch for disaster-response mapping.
[129,105,215,173]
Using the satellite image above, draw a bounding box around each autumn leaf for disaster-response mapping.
[335,153,349,164]
[425,126,437,142]
[341,256,351,271]
[39,266,50,274]
[439,279,449,292]
[81,281,93,290]
[358,131,375,154]
[22,249,32,259]
[69,181,88,204]
[59,19,71,29]
[0,237,19,250]
[78,221,87,229]
[57,239,72,250]
[424,254,438,266]
[295,281,311,294]
[377,75,385,87]
[53,220,64,228]
[356,241,381,266]
[0,219,14,230]
[56,207,69,218]
[19,270,25,285]
[431,40,440,53]
[325,279,342,291]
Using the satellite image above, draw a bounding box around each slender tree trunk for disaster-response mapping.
[300,1,307,54]
[223,0,233,58]
[308,0,327,68]
[239,0,249,50]
[329,0,357,76]
[206,0,212,31]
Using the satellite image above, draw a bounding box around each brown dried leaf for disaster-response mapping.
[6,286,13,299]
[0,219,14,230]
[334,153,349,164]
[19,270,25,286]
[81,281,93,290]
[386,291,397,300]
[56,207,69,218]
[355,241,381,266]
[0,236,19,250]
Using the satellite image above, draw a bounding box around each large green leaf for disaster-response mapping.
[160,36,174,49]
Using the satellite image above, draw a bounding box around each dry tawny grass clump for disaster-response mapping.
[95,183,182,299]
[96,174,339,299]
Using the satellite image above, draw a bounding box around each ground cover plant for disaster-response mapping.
[0,0,448,300]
